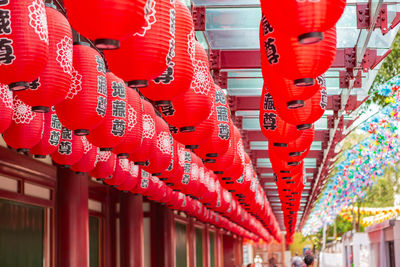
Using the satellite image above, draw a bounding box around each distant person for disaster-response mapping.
[269,254,277,267]
[304,254,314,267]
[291,252,303,267]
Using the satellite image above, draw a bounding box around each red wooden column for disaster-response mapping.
[104,188,117,267]
[56,167,89,267]
[120,193,144,267]
[188,218,196,267]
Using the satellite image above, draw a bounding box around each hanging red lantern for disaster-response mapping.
[3,96,44,152]
[31,107,62,158]
[113,88,143,158]
[0,0,49,91]
[133,168,153,196]
[87,72,128,150]
[16,5,72,112]
[270,150,304,176]
[0,84,13,133]
[196,85,232,158]
[64,0,148,49]
[259,84,302,143]
[71,137,98,174]
[104,158,130,186]
[51,126,84,167]
[129,99,156,165]
[260,0,346,44]
[172,104,216,149]
[274,86,327,130]
[159,41,213,132]
[260,16,336,86]
[55,43,107,136]
[139,0,194,105]
[142,115,172,175]
[269,127,314,162]
[104,0,172,87]
[166,144,192,193]
[204,137,235,174]
[159,140,183,182]
[117,162,140,191]
[90,151,116,180]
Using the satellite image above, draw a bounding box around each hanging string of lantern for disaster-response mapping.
[0,0,287,243]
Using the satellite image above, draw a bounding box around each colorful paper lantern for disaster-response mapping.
[0,0,49,91]
[55,43,107,136]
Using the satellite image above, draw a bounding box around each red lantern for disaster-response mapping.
[139,0,194,104]
[166,144,192,193]
[31,107,62,158]
[204,137,235,174]
[196,85,232,158]
[51,126,84,167]
[55,43,107,136]
[274,86,327,130]
[260,0,346,44]
[90,151,116,180]
[259,84,302,143]
[260,16,336,85]
[87,72,128,150]
[269,127,314,162]
[113,88,143,158]
[104,158,130,186]
[133,168,153,196]
[159,140,183,182]
[129,99,156,165]
[104,0,172,87]
[270,150,304,176]
[172,105,216,149]
[0,0,49,91]
[3,96,44,152]
[64,0,148,49]
[117,162,140,191]
[71,137,98,174]
[142,115,172,175]
[159,41,213,132]
[0,84,13,133]
[16,5,72,112]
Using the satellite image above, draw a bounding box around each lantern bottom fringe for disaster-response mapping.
[159,178,168,181]
[32,106,50,113]
[298,32,323,45]
[152,172,162,176]
[228,189,236,192]
[128,80,148,89]
[134,161,147,166]
[225,181,234,184]
[75,172,85,176]
[100,147,113,152]
[166,183,174,186]
[296,124,313,130]
[180,126,195,133]
[58,164,71,168]
[16,148,30,153]
[74,129,89,136]
[9,81,30,91]
[221,177,231,181]
[117,153,129,159]
[34,154,46,159]
[185,145,198,149]
[294,78,315,87]
[204,158,216,163]
[206,153,218,158]
[287,100,305,109]
[214,171,223,174]
[94,38,120,50]
[155,100,172,108]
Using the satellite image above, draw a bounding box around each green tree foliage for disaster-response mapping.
[367,33,400,107]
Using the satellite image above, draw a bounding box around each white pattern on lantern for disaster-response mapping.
[237,139,245,165]
[190,163,198,181]
[135,0,157,37]
[119,158,130,172]
[142,114,155,139]
[66,68,82,99]
[56,36,73,75]
[129,162,139,177]
[191,59,211,95]
[81,136,93,154]
[28,0,49,44]
[187,31,196,63]
[12,96,35,124]
[97,151,111,162]
[0,84,13,109]
[127,104,137,131]
[245,164,252,182]
[157,131,170,155]
[178,146,185,167]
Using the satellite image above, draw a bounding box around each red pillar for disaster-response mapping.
[120,193,144,267]
[104,188,117,267]
[56,167,89,267]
